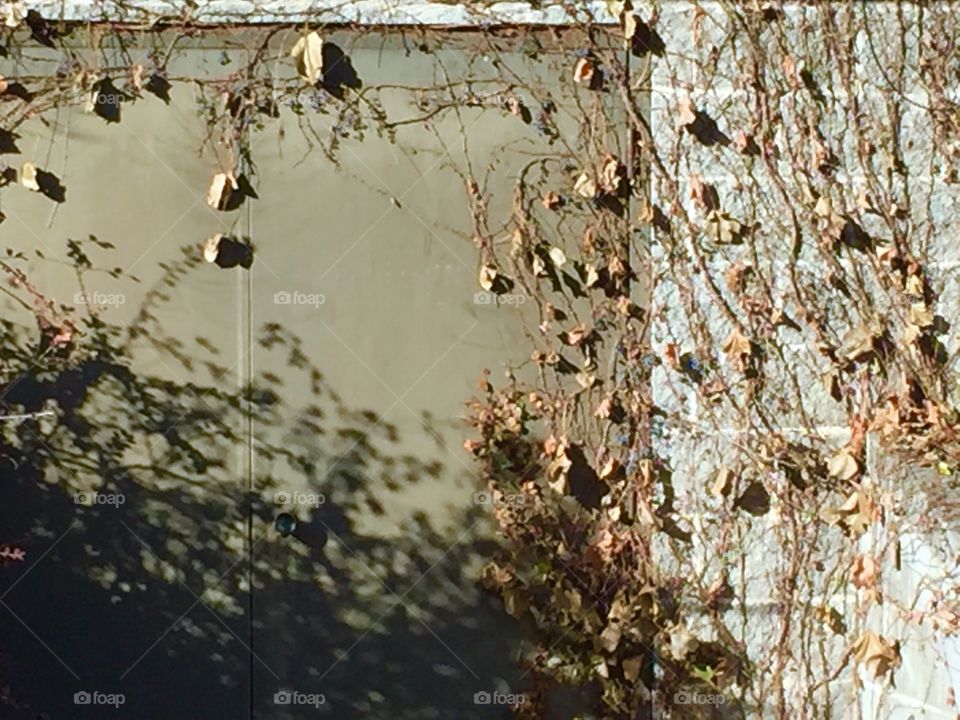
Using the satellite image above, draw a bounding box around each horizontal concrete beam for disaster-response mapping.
[31,0,618,26]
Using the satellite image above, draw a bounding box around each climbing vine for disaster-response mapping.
[1,1,959,718]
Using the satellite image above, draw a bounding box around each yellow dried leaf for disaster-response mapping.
[290,31,324,85]
[574,172,597,198]
[207,172,237,210]
[203,233,223,263]
[478,264,498,292]
[908,302,934,328]
[20,162,39,191]
[548,246,567,268]
[711,465,733,498]
[599,622,622,652]
[827,450,859,481]
[814,195,833,217]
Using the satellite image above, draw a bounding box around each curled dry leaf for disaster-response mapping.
[814,195,833,218]
[573,57,596,84]
[203,233,224,263]
[130,63,144,92]
[478,264,498,292]
[542,191,562,210]
[676,96,697,127]
[584,263,599,288]
[548,246,567,268]
[574,172,597,198]
[207,172,238,210]
[566,323,588,345]
[827,449,859,481]
[722,329,752,371]
[711,465,734,497]
[290,31,324,85]
[594,396,613,419]
[705,210,743,244]
[851,554,879,589]
[599,154,621,193]
[853,631,900,678]
[20,161,39,191]
[3,0,24,28]
[908,302,934,328]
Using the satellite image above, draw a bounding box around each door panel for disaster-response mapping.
[247,30,609,720]
[0,42,250,718]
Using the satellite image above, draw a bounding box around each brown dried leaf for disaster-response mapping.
[722,329,752,371]
[853,631,899,678]
[677,96,697,127]
[852,554,879,589]
[573,57,595,84]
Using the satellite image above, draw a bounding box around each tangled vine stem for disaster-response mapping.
[1,1,959,718]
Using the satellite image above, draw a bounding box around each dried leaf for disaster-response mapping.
[852,555,879,589]
[853,631,899,678]
[600,154,622,193]
[479,264,498,292]
[542,191,562,210]
[908,302,934,328]
[705,210,743,244]
[594,396,613,419]
[814,195,833,217]
[566,323,588,345]
[677,96,697,127]
[207,172,238,210]
[3,1,24,28]
[584,263,599,288]
[599,622,622,652]
[827,450,859,481]
[722,329,752,371]
[203,233,223,263]
[574,172,597,198]
[20,161,38,191]
[548,246,567,268]
[290,31,324,85]
[573,57,596,84]
[711,465,734,498]
[130,63,144,92]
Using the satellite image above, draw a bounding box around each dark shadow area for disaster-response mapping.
[35,168,66,203]
[0,239,519,719]
[321,42,363,99]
